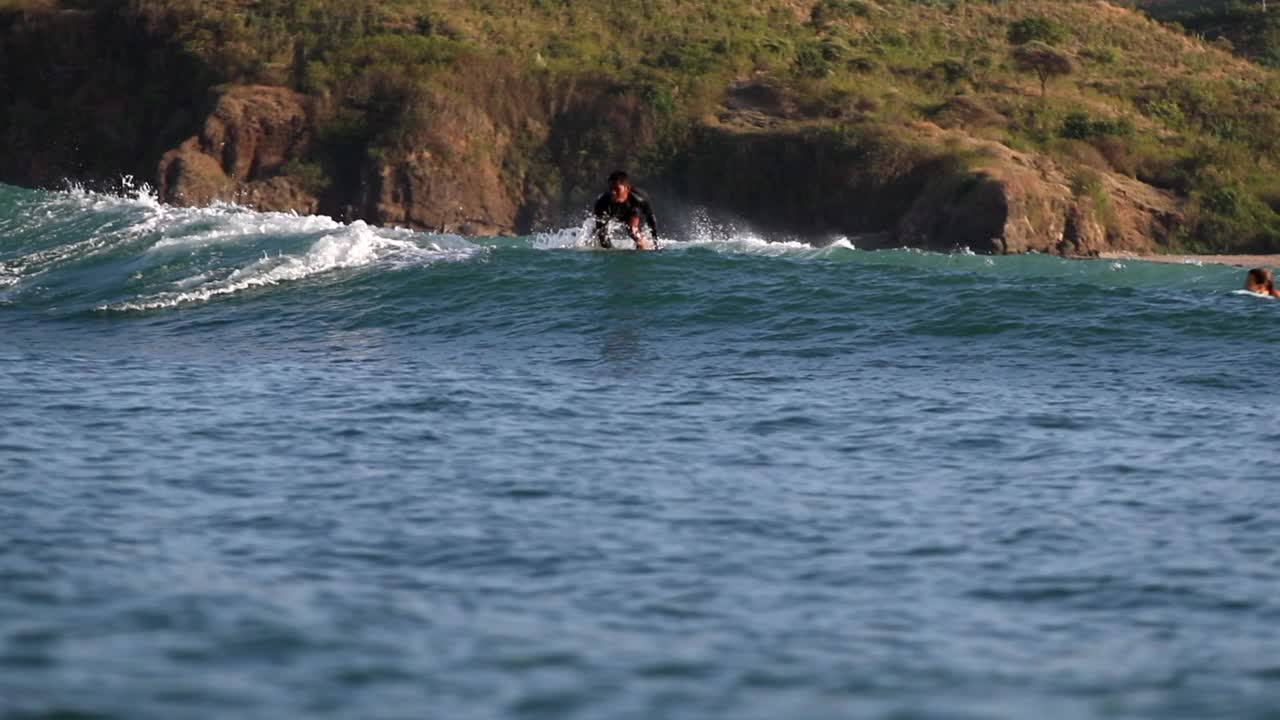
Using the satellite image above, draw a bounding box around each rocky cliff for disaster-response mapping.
[147,74,1180,254]
[1,3,1186,255]
[674,88,1180,253]
[158,85,317,213]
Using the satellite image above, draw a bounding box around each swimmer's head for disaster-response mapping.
[608,171,631,203]
[1245,268,1274,294]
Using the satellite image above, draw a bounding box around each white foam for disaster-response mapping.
[527,211,867,257]
[0,183,482,311]
[3,182,179,281]
[59,176,163,211]
[531,222,596,250]
[3,235,115,279]
[150,208,343,250]
[105,225,478,311]
[680,224,829,257]
[1232,289,1276,299]
[674,210,878,259]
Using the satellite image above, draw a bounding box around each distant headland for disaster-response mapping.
[1,0,1278,256]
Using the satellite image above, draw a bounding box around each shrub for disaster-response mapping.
[1008,16,1068,46]
[1060,112,1134,140]
[642,83,676,117]
[931,59,970,87]
[1141,96,1186,130]
[1189,184,1280,252]
[649,41,722,75]
[1071,168,1112,219]
[795,39,845,77]
[847,55,878,73]
[281,159,330,194]
[1080,45,1117,64]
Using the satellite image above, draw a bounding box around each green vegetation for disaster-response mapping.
[1138,1,1280,68]
[1008,16,1069,46]
[4,0,1280,250]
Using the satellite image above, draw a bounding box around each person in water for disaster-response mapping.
[1243,268,1280,297]
[593,171,658,250]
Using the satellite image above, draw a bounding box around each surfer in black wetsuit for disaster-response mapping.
[593,171,658,250]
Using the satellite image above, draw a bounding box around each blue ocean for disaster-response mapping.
[2,181,1279,719]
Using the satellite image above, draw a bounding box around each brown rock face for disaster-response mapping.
[157,85,316,213]
[362,149,515,236]
[358,87,516,234]
[240,176,320,216]
[198,86,310,183]
[893,126,1181,255]
[145,77,1179,256]
[157,138,234,207]
[673,117,1180,256]
[356,74,658,234]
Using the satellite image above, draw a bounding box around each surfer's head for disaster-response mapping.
[1244,268,1274,294]
[608,171,631,203]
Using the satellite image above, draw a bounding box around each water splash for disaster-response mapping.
[0,182,1257,315]
[1,183,480,313]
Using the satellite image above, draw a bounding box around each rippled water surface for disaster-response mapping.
[2,183,1279,719]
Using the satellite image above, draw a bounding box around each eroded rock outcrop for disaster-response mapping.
[680,87,1181,256]
[357,73,659,234]
[158,85,317,214]
[357,87,515,235]
[896,125,1181,255]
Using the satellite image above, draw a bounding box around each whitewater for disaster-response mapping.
[2,181,1279,719]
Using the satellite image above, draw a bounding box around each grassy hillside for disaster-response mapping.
[6,0,1280,250]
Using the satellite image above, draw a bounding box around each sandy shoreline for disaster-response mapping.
[1096,252,1280,268]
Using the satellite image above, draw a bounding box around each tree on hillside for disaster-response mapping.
[1013,41,1073,97]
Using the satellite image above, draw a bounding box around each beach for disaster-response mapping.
[1099,252,1280,268]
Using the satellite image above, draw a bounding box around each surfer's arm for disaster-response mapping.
[635,196,658,240]
[593,218,610,248]
[624,214,652,250]
[592,196,612,248]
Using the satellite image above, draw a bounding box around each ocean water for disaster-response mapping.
[2,181,1279,719]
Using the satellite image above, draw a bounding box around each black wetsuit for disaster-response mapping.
[593,190,658,248]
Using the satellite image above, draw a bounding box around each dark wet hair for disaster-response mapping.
[608,170,630,186]
[1246,267,1273,291]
